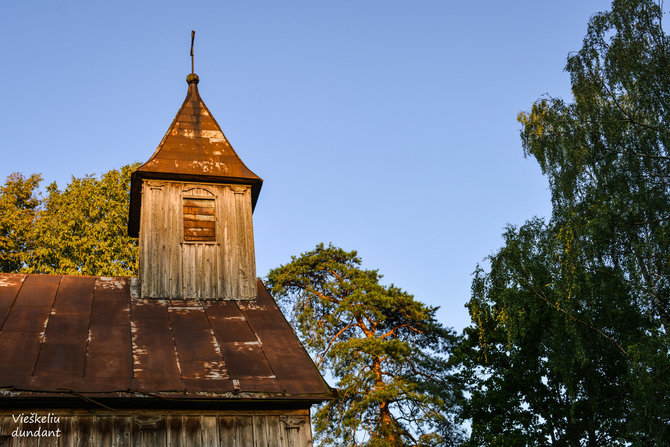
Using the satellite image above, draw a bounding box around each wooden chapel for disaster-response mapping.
[0,63,333,446]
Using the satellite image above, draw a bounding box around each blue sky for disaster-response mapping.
[0,0,614,332]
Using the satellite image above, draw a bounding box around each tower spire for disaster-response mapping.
[190,30,195,74]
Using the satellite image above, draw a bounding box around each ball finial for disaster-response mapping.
[187,73,199,85]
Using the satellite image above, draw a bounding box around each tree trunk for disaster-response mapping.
[373,357,397,445]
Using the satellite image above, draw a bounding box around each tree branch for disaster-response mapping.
[379,323,423,340]
[616,150,670,161]
[517,264,630,358]
[603,81,667,134]
[317,321,355,366]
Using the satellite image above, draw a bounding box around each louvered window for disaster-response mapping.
[183,197,216,242]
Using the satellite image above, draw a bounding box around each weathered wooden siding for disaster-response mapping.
[139,180,257,300]
[0,410,312,447]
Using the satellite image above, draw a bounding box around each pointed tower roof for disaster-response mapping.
[128,74,263,237]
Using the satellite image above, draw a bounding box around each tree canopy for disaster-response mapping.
[266,244,463,447]
[0,164,138,276]
[459,0,670,444]
[0,173,41,272]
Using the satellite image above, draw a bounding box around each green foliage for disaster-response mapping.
[267,244,463,447]
[460,220,654,446]
[0,164,139,276]
[462,0,670,445]
[0,173,42,272]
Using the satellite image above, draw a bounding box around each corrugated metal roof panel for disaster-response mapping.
[84,277,132,385]
[0,274,25,327]
[130,299,185,392]
[168,306,229,380]
[240,286,332,396]
[32,276,94,378]
[0,273,333,402]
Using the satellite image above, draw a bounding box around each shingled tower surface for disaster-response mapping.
[0,71,333,446]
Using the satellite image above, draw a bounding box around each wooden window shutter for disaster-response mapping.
[183,197,216,242]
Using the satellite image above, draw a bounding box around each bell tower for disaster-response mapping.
[128,71,262,300]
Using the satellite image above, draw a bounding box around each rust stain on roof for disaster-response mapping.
[0,274,332,402]
[128,76,263,237]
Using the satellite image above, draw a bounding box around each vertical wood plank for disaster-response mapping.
[59,416,76,447]
[139,182,149,297]
[180,241,187,298]
[191,244,198,299]
[155,418,168,447]
[212,184,222,297]
[230,187,256,299]
[182,244,190,297]
[159,185,168,297]
[82,416,99,447]
[141,183,149,296]
[205,244,211,298]
[184,416,202,447]
[97,416,114,447]
[153,185,163,297]
[205,243,212,299]
[201,416,217,447]
[266,416,283,447]
[236,416,254,447]
[190,243,197,298]
[242,188,256,298]
[235,191,244,298]
[40,425,60,447]
[218,416,236,447]
[229,184,238,298]
[131,417,141,447]
[0,416,11,447]
[162,185,171,297]
[188,244,196,297]
[114,416,132,447]
[206,245,217,298]
[301,418,313,447]
[204,243,210,299]
[8,413,21,447]
[285,429,299,447]
[149,187,159,297]
[224,186,235,299]
[17,435,37,447]
[237,190,248,298]
[16,431,36,447]
[162,185,169,297]
[156,184,167,297]
[76,416,95,447]
[167,415,183,447]
[193,243,200,298]
[196,244,203,298]
[170,183,179,297]
[154,186,163,296]
[217,186,228,298]
[40,434,60,447]
[253,415,269,447]
[3,415,17,447]
[160,184,169,297]
[163,184,171,298]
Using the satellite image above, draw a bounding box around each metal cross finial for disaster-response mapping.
[190,30,195,74]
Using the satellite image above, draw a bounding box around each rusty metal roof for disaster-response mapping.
[128,75,263,237]
[0,274,333,403]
